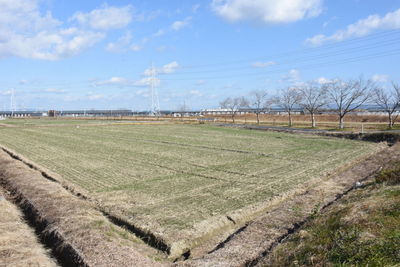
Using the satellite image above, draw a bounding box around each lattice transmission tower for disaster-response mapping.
[149,63,160,116]
[10,88,15,116]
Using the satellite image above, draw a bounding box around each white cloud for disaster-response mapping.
[71,4,133,30]
[94,76,160,88]
[189,90,203,97]
[143,61,179,76]
[192,4,201,13]
[211,0,322,24]
[306,8,400,46]
[130,44,142,52]
[282,69,301,83]
[106,32,141,53]
[0,90,13,96]
[171,17,191,31]
[251,61,276,68]
[134,77,160,87]
[87,93,105,100]
[0,0,105,60]
[160,61,179,73]
[95,77,128,86]
[316,77,331,84]
[196,80,207,85]
[322,16,337,28]
[42,88,66,93]
[106,32,133,53]
[372,74,389,83]
[135,89,150,98]
[153,29,165,37]
[156,45,168,52]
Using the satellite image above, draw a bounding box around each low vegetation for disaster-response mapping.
[0,189,57,267]
[260,162,400,267]
[0,122,382,257]
[0,151,162,266]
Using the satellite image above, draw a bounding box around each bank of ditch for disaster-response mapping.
[0,149,165,267]
[0,187,58,267]
[179,143,400,266]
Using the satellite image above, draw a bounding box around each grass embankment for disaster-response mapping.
[0,151,164,266]
[262,162,400,266]
[0,189,57,267]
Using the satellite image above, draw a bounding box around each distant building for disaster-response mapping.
[201,108,234,115]
[201,107,304,115]
[0,111,42,118]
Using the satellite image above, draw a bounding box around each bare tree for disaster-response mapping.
[275,87,302,127]
[373,83,400,129]
[326,78,373,129]
[249,90,268,124]
[220,97,249,123]
[298,82,327,128]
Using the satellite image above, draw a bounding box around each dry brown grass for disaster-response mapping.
[258,152,400,267]
[0,151,166,267]
[179,143,399,267]
[0,189,57,267]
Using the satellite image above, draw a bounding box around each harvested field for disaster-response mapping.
[0,150,164,266]
[0,189,57,267]
[0,123,385,258]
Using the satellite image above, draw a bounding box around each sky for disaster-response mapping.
[0,0,399,111]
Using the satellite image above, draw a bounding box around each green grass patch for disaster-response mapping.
[265,174,400,267]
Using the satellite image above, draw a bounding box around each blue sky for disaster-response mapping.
[0,0,399,111]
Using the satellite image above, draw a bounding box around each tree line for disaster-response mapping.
[220,77,400,129]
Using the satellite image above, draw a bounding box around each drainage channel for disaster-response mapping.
[244,167,382,267]
[0,182,88,267]
[0,146,173,257]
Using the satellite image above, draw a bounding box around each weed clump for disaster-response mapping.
[376,161,400,185]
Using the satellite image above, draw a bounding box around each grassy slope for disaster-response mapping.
[261,162,400,267]
[0,190,57,267]
[0,124,380,247]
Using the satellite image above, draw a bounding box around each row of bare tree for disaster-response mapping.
[220,77,400,129]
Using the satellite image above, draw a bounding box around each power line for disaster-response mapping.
[159,37,400,76]
[176,29,400,69]
[160,49,400,81]
[0,29,399,88]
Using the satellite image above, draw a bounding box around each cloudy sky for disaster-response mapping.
[1,0,399,111]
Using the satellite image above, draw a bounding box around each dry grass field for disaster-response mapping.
[0,120,384,258]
